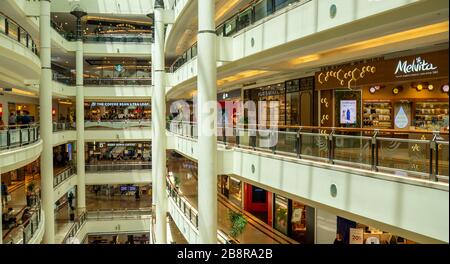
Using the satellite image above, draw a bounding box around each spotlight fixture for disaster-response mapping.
[393,86,402,95]
[416,83,423,91]
[428,84,434,91]
[369,86,376,94]
[442,84,449,93]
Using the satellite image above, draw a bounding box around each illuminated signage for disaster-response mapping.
[90,102,149,107]
[106,143,137,147]
[394,57,438,77]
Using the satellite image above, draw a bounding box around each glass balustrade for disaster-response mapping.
[170,0,309,73]
[167,121,450,183]
[53,167,76,188]
[0,125,40,151]
[166,179,238,244]
[0,12,39,56]
[84,119,151,130]
[53,122,76,132]
[85,162,152,172]
[86,208,152,221]
[62,212,87,244]
[2,201,42,244]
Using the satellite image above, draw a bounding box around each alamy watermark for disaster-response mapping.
[168,99,280,147]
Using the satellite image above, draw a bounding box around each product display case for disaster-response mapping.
[363,101,393,128]
[414,101,449,131]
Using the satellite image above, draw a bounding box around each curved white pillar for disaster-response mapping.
[197,0,218,244]
[39,0,55,244]
[153,1,167,244]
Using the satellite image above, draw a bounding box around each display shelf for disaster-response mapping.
[414,102,449,131]
[363,101,393,128]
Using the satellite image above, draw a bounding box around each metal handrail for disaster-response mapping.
[62,211,87,244]
[0,125,40,151]
[86,208,152,221]
[53,122,76,132]
[53,166,76,188]
[2,201,42,244]
[167,121,450,182]
[166,179,237,244]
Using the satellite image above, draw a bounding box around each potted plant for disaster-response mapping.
[228,211,247,240]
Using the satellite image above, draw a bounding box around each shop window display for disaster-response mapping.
[85,102,151,121]
[363,101,393,128]
[414,101,449,131]
[273,194,289,235]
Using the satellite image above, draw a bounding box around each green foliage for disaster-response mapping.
[276,207,287,221]
[228,211,247,238]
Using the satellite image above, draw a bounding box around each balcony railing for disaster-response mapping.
[53,76,152,86]
[54,166,76,188]
[51,21,153,43]
[83,34,153,43]
[166,179,238,244]
[53,122,76,132]
[168,121,450,183]
[0,125,40,151]
[2,201,42,244]
[170,0,308,72]
[85,162,151,172]
[62,211,87,244]
[0,12,39,56]
[84,119,151,130]
[86,208,152,221]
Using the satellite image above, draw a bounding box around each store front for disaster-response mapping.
[243,183,272,225]
[217,89,241,128]
[243,76,315,127]
[53,143,74,168]
[52,99,75,122]
[242,183,316,243]
[218,175,243,208]
[316,49,449,131]
[272,194,315,244]
[335,216,417,244]
[85,101,151,121]
[7,102,38,125]
[86,142,151,163]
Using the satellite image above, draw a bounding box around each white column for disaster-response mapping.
[197,0,217,244]
[151,44,157,207]
[39,0,55,244]
[153,2,167,244]
[76,40,86,210]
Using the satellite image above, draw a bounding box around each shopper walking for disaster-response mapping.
[1,182,8,207]
[8,113,16,127]
[68,192,74,210]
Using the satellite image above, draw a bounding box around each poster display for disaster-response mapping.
[349,228,364,244]
[340,100,357,124]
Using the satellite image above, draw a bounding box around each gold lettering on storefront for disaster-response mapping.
[318,66,377,89]
[320,98,329,125]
